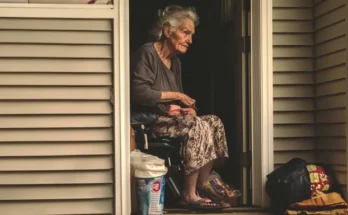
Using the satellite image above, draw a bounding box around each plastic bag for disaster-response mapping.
[130,150,167,178]
[202,171,241,206]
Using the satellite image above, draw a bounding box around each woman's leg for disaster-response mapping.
[197,161,214,188]
[151,115,227,204]
[197,115,228,187]
[182,170,200,201]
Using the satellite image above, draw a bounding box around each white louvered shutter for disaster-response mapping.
[273,0,316,166]
[314,0,347,198]
[0,18,114,214]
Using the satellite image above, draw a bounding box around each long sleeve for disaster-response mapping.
[130,50,161,107]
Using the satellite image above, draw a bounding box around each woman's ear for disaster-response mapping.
[163,24,171,38]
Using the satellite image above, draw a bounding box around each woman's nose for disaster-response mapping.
[186,35,192,44]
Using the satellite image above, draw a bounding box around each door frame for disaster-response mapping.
[250,0,273,208]
[118,0,274,212]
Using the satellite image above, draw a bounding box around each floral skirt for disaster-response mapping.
[150,114,229,175]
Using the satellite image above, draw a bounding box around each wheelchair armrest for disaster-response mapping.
[130,112,157,126]
[148,142,177,150]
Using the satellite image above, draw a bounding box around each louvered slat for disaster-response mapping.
[0,199,113,215]
[0,101,112,115]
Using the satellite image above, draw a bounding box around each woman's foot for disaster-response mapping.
[180,192,222,209]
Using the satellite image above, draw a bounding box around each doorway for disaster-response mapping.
[129,0,252,209]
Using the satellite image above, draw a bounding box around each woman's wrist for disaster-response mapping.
[161,91,182,101]
[174,92,183,100]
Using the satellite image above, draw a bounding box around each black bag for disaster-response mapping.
[266,158,311,212]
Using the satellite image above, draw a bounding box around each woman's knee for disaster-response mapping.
[202,114,223,124]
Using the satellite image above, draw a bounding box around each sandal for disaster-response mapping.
[197,188,231,208]
[178,198,224,210]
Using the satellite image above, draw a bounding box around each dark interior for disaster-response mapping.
[130,0,246,207]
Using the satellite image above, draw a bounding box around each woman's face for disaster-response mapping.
[166,18,195,54]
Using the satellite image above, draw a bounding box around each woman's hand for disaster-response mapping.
[181,108,197,116]
[166,104,183,116]
[177,93,196,108]
[160,92,196,108]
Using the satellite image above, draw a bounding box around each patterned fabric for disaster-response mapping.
[150,114,229,175]
[306,165,333,195]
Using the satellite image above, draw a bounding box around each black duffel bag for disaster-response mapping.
[266,158,311,213]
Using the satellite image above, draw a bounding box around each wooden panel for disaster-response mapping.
[0,101,112,115]
[0,128,112,142]
[314,0,345,18]
[316,94,346,110]
[0,44,111,58]
[274,99,314,111]
[0,142,112,156]
[273,0,313,8]
[315,36,345,57]
[315,21,345,44]
[315,6,345,30]
[273,21,313,33]
[273,8,313,20]
[0,185,113,200]
[0,199,112,214]
[0,18,112,31]
[273,34,313,46]
[274,125,315,138]
[0,31,111,44]
[274,59,313,72]
[0,156,112,171]
[0,115,112,128]
[0,87,110,100]
[274,86,313,98]
[0,170,113,185]
[274,112,314,124]
[315,50,346,70]
[316,124,346,137]
[0,59,111,73]
[316,151,346,165]
[316,109,346,123]
[316,137,346,150]
[274,151,315,164]
[316,64,346,83]
[274,72,313,85]
[274,47,313,58]
[274,138,315,151]
[0,73,112,86]
[316,79,346,96]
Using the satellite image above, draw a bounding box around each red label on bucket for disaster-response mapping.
[152,181,161,192]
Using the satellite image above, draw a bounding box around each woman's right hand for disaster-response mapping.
[177,93,196,107]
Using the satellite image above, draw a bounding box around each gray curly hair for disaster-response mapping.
[150,5,199,41]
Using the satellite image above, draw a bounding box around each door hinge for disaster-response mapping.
[242,151,252,168]
[242,36,251,53]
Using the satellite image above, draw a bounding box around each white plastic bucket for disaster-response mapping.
[136,175,166,215]
[131,150,167,215]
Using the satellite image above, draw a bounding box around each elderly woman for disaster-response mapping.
[130,5,229,209]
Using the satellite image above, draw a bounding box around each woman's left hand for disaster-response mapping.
[181,108,197,116]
